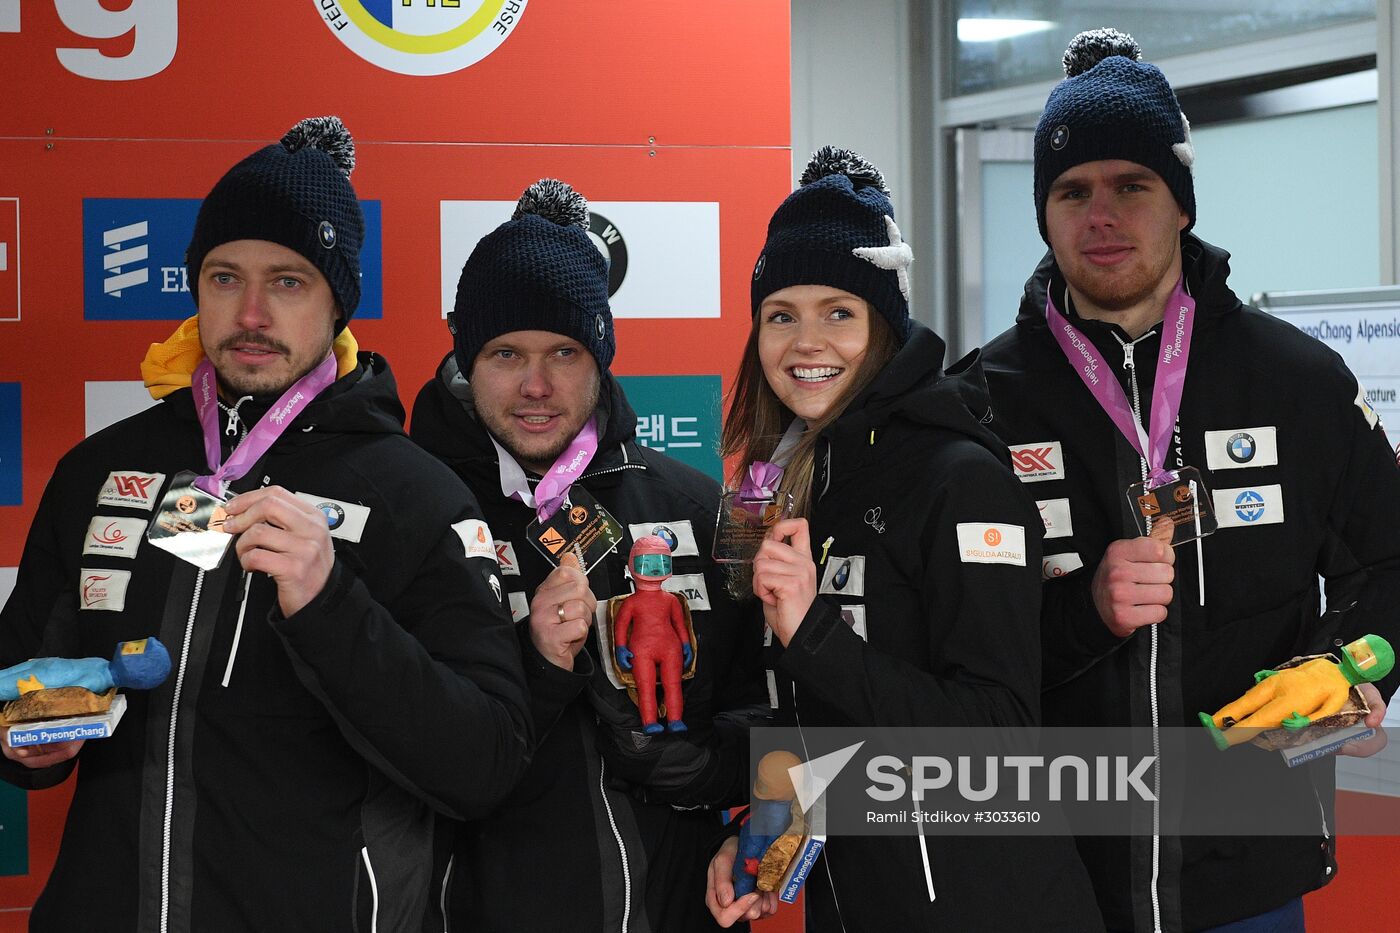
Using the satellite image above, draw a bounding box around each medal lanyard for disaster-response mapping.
[492,416,600,522]
[739,418,806,500]
[1045,279,1195,485]
[191,354,337,497]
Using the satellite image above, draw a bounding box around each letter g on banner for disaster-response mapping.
[55,0,178,81]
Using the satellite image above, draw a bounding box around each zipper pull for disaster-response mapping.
[1122,341,1135,371]
[224,408,240,436]
[819,536,834,565]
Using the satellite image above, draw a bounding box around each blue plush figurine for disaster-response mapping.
[0,638,172,701]
[734,750,803,897]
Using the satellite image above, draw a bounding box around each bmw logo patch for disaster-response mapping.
[1233,490,1265,523]
[318,502,345,530]
[318,221,337,249]
[587,211,629,297]
[753,254,766,279]
[833,559,851,591]
[1050,125,1069,151]
[595,315,607,340]
[651,525,679,552]
[1227,432,1256,464]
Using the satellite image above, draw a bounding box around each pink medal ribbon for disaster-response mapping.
[190,354,338,497]
[1045,279,1195,486]
[524,417,600,522]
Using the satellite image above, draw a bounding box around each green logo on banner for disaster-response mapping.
[617,375,722,483]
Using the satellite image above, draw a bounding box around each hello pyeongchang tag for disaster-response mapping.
[1047,280,1216,547]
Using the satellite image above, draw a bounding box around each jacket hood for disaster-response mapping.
[827,321,1007,461]
[410,351,639,488]
[1015,233,1245,331]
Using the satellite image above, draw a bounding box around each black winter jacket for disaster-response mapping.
[768,323,1104,932]
[409,354,768,933]
[981,236,1400,931]
[0,354,532,932]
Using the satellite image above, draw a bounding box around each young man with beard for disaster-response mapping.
[981,28,1400,933]
[0,117,531,932]
[411,179,767,932]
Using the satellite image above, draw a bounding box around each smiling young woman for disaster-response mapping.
[707,148,1104,931]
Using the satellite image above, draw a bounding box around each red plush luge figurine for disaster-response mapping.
[614,535,693,734]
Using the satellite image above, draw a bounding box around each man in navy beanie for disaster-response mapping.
[411,178,768,932]
[982,28,1400,933]
[0,116,531,932]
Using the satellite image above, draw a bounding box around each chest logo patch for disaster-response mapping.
[1212,484,1286,529]
[1008,442,1065,483]
[294,492,371,543]
[96,471,166,511]
[1041,552,1084,580]
[819,555,866,597]
[1203,426,1278,471]
[82,515,146,559]
[626,519,699,557]
[79,568,131,612]
[1035,498,1074,539]
[662,573,711,611]
[495,540,520,576]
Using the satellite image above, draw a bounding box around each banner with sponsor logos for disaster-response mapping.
[0,0,790,916]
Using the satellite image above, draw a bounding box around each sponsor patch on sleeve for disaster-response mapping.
[625,519,699,557]
[96,471,165,511]
[79,568,131,612]
[294,492,371,543]
[1203,426,1278,471]
[1035,498,1073,539]
[82,515,146,559]
[451,518,499,562]
[955,523,1027,566]
[1355,381,1382,430]
[819,555,865,596]
[507,590,529,622]
[1041,552,1085,581]
[1008,442,1064,483]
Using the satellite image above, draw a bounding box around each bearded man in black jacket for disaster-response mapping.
[410,178,768,933]
[982,28,1400,933]
[0,117,531,932]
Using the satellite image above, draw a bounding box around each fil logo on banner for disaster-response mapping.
[0,197,18,321]
[316,0,528,76]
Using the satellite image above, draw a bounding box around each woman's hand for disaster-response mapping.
[752,518,817,647]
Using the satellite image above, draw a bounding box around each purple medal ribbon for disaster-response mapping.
[1045,279,1195,485]
[525,417,600,522]
[191,354,338,497]
[739,461,784,501]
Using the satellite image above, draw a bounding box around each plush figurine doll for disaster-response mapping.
[0,637,172,701]
[1199,634,1394,750]
[734,750,806,897]
[614,535,693,734]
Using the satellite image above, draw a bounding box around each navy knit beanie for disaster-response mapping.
[752,147,913,345]
[186,116,364,330]
[1034,28,1196,243]
[451,179,614,375]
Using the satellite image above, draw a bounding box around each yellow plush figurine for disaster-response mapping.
[1199,634,1394,750]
